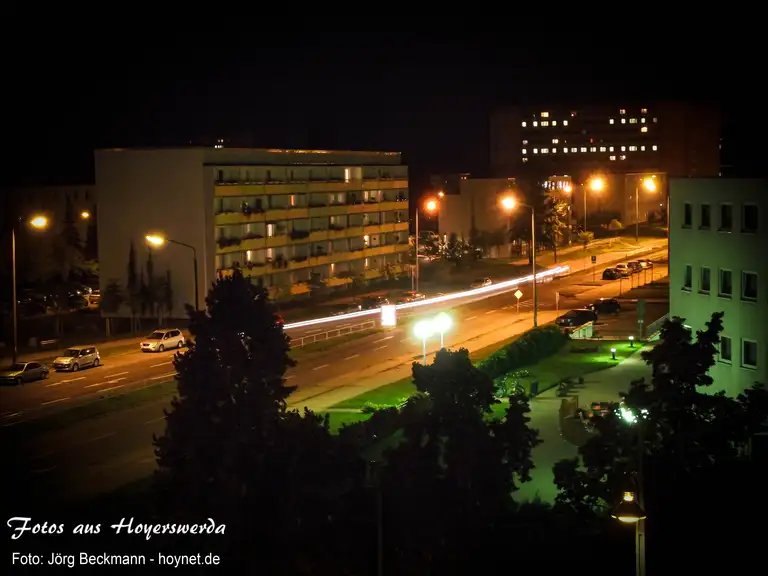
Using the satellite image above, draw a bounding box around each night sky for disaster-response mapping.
[4,36,763,191]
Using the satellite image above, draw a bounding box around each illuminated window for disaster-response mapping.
[552,148,557,153]
[541,121,549,126]
[641,118,646,124]
[609,118,615,124]
[552,121,557,126]
[609,146,614,152]
[641,126,648,133]
[620,155,627,160]
[523,149,529,155]
[533,121,538,127]
[629,118,637,124]
[541,148,549,154]
[563,120,569,126]
[621,146,626,151]
[620,109,626,115]
[590,147,597,152]
[522,122,527,127]
[571,147,577,152]
[629,146,637,151]
[653,118,658,123]
[641,145,646,151]
[621,118,626,124]
[571,112,577,117]
[522,157,528,163]
[533,148,538,154]
[552,138,559,144]
[580,147,587,152]
[541,112,549,117]
[599,146,606,152]
[652,145,658,151]
[563,148,568,154]
[610,155,616,161]
[641,108,648,114]
[522,140,528,145]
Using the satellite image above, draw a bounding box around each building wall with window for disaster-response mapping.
[669,178,767,396]
[95,147,409,316]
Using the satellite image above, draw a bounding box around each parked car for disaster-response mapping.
[359,296,390,310]
[602,268,620,280]
[0,361,50,385]
[471,278,492,289]
[397,291,426,304]
[637,258,653,269]
[614,264,632,277]
[555,308,598,328]
[627,261,642,273]
[140,329,186,353]
[588,298,621,315]
[53,346,100,371]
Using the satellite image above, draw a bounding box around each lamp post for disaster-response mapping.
[563,184,573,245]
[413,319,435,364]
[415,197,439,293]
[500,196,538,328]
[434,312,452,348]
[634,177,657,242]
[11,215,50,363]
[145,234,199,311]
[583,176,605,234]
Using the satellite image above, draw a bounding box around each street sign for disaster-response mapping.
[514,290,523,299]
[381,305,397,327]
[591,255,597,263]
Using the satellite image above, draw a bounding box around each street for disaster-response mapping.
[1,245,667,508]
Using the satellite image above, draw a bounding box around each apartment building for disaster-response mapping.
[95,148,409,315]
[669,178,767,396]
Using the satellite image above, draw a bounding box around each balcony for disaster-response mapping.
[214,201,407,226]
[215,179,408,197]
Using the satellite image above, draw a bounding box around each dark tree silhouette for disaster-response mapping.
[61,195,81,249]
[100,279,124,336]
[83,204,98,261]
[145,248,155,316]
[162,269,173,318]
[126,241,139,329]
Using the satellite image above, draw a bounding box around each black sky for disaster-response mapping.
[4,34,764,189]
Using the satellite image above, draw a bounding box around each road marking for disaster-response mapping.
[1,411,22,420]
[312,364,330,371]
[485,310,496,315]
[344,354,359,360]
[150,362,171,368]
[106,371,129,378]
[501,305,513,310]
[466,315,477,320]
[144,417,165,425]
[373,336,394,344]
[85,432,115,444]
[100,385,124,393]
[151,372,177,380]
[31,466,57,475]
[373,345,387,351]
[46,376,85,387]
[41,397,69,406]
[84,376,127,389]
[285,375,296,380]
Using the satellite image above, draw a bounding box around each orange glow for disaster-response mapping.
[500,196,516,212]
[642,178,656,192]
[423,198,439,213]
[438,191,445,198]
[589,177,605,192]
[564,184,573,193]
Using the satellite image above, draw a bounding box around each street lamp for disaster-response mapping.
[563,184,574,245]
[415,197,440,293]
[145,234,199,311]
[634,177,657,242]
[433,312,452,348]
[583,176,605,233]
[413,319,435,364]
[80,211,90,220]
[11,215,49,363]
[499,196,538,328]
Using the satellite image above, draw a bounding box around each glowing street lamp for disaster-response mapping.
[145,233,199,310]
[415,197,440,293]
[413,319,435,364]
[499,195,538,328]
[582,176,605,233]
[29,216,48,229]
[433,312,452,347]
[80,210,91,220]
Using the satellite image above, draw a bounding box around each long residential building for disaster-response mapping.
[669,178,766,396]
[95,147,410,315]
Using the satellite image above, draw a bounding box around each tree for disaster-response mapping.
[162,268,174,319]
[541,192,569,262]
[145,248,156,317]
[83,204,98,261]
[61,195,82,250]
[126,241,139,331]
[553,313,768,570]
[100,279,124,336]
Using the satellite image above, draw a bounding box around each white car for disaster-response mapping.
[140,329,186,353]
[471,278,492,289]
[614,264,632,277]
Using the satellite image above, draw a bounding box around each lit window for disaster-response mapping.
[641,146,646,151]
[563,148,568,154]
[620,155,626,160]
[610,118,615,124]
[563,120,569,126]
[653,117,658,123]
[599,146,606,152]
[580,147,587,152]
[629,118,637,124]
[571,147,577,152]
[590,147,597,152]
[541,112,549,118]
[609,155,616,161]
[533,121,538,127]
[629,146,637,151]
[552,121,557,126]
[522,122,527,127]
[552,148,557,153]
[571,112,576,117]
[541,148,549,154]
[621,146,626,152]
[609,146,614,152]
[522,157,529,163]
[522,149,527,155]
[621,118,626,124]
[552,138,559,144]
[641,126,648,133]
[652,145,658,151]
[533,148,539,154]
[620,109,626,115]
[641,118,646,123]
[541,121,549,126]
[522,139,528,144]
[641,108,648,114]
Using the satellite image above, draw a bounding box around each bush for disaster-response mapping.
[478,325,568,380]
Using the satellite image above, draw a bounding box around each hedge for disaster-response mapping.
[477,324,568,380]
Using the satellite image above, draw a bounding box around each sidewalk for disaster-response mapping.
[515,346,653,504]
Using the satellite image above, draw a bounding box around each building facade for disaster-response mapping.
[95,148,409,315]
[669,178,767,396]
[437,178,514,241]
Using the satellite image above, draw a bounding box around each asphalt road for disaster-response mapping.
[2,248,668,508]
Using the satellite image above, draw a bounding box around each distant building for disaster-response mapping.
[669,178,767,396]
[95,147,409,314]
[429,173,470,196]
[437,177,515,241]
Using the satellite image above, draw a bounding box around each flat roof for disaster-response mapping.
[97,146,400,156]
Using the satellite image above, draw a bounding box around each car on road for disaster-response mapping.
[614,264,632,277]
[140,329,186,353]
[0,361,50,385]
[627,261,643,273]
[587,298,621,315]
[359,296,390,310]
[396,291,426,304]
[637,258,653,269]
[53,346,100,371]
[555,308,598,328]
[602,268,620,280]
[470,278,492,289]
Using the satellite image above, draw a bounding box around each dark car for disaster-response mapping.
[602,268,620,280]
[359,296,389,310]
[555,308,598,328]
[588,298,621,315]
[627,261,642,273]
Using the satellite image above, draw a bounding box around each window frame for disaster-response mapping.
[699,203,711,229]
[718,268,733,298]
[682,264,693,291]
[699,266,711,294]
[683,202,693,227]
[741,271,758,302]
[719,203,733,231]
[719,336,732,364]
[741,339,758,369]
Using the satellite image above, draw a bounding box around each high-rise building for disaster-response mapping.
[95,147,409,314]
[669,178,766,396]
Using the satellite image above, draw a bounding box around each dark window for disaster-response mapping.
[683,203,692,227]
[742,340,758,368]
[742,272,758,300]
[719,204,733,230]
[683,265,692,290]
[700,267,711,293]
[719,269,732,297]
[700,204,711,229]
[743,204,758,233]
[720,336,732,362]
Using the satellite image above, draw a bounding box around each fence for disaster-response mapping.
[645,313,669,340]
[290,320,377,348]
[568,322,595,339]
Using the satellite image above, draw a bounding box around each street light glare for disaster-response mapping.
[438,191,445,198]
[434,312,452,333]
[500,196,516,211]
[413,319,435,340]
[564,184,573,193]
[29,216,48,229]
[80,211,90,219]
[642,178,657,192]
[424,199,439,213]
[145,234,166,247]
[589,177,605,192]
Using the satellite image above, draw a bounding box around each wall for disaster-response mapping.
[438,178,512,239]
[669,178,767,396]
[95,149,208,318]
